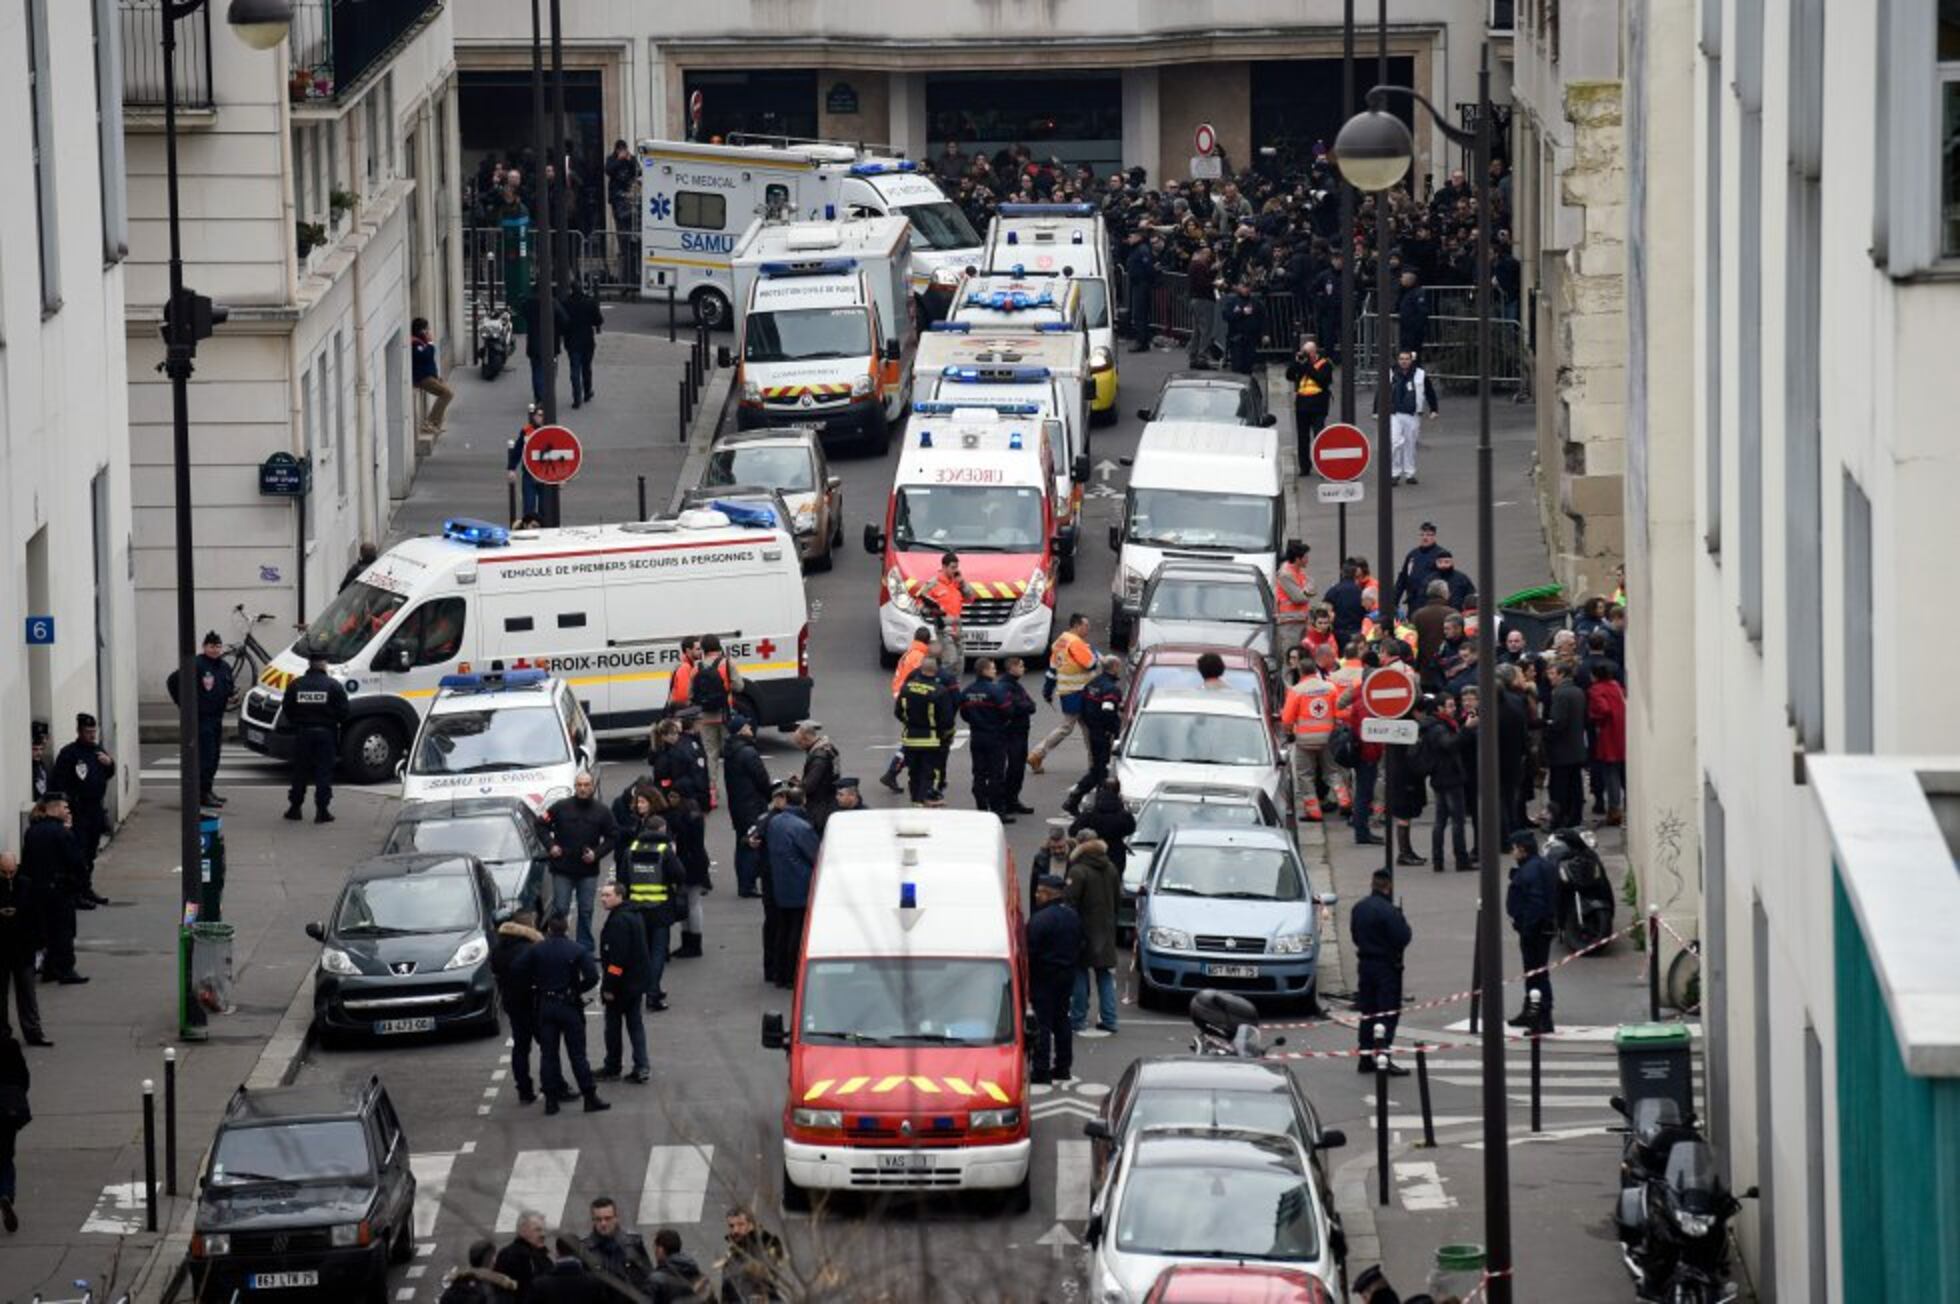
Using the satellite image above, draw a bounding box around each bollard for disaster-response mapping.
[1374,1022,1391,1206]
[142,1079,159,1232]
[677,379,689,443]
[164,1048,179,1196]
[1468,898,1483,1035]
[1415,1043,1436,1149]
[667,284,678,344]
[507,478,518,526]
[1648,904,1663,1021]
[683,373,697,426]
[1527,992,1544,1134]
[637,475,648,521]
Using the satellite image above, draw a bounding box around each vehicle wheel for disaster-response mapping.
[1059,548,1077,584]
[473,1008,503,1040]
[692,288,732,331]
[1091,402,1118,428]
[1135,973,1162,1012]
[389,1213,415,1263]
[807,545,834,574]
[781,1162,811,1214]
[831,514,845,548]
[1002,1171,1033,1216]
[479,342,505,381]
[879,645,900,670]
[339,718,405,785]
[1108,601,1130,652]
[864,406,892,455]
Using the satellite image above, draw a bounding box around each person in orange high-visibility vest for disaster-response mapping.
[1279,668,1341,821]
[1028,613,1097,774]
[879,626,936,792]
[1275,542,1315,649]
[919,551,974,669]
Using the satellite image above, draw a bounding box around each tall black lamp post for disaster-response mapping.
[1336,45,1509,1304]
[160,0,292,1038]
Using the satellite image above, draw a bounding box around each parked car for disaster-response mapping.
[187,1075,416,1304]
[1132,560,1277,665]
[1087,1126,1339,1302]
[1145,1265,1334,1304]
[382,796,547,920]
[697,426,843,569]
[1136,370,1276,428]
[1121,644,1277,733]
[1120,783,1285,941]
[1134,826,1335,1010]
[1111,688,1289,816]
[306,853,501,1043]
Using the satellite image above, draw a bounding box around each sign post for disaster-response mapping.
[1360,664,1419,744]
[1312,422,1371,565]
[258,452,312,624]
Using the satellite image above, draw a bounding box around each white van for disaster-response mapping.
[1107,422,1294,650]
[732,216,914,448]
[945,272,1085,334]
[835,158,986,292]
[239,516,812,783]
[982,202,1118,423]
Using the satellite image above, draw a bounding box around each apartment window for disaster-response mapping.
[365,93,380,186]
[435,94,448,190]
[293,127,311,220]
[326,120,341,210]
[331,331,348,501]
[1786,0,1825,750]
[92,0,128,263]
[383,73,396,177]
[25,0,60,315]
[301,363,319,547]
[1842,473,1874,752]
[1877,0,1960,271]
[1944,69,1960,257]
[1752,897,1777,1304]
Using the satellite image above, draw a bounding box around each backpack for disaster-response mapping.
[1328,723,1359,770]
[1404,722,1443,779]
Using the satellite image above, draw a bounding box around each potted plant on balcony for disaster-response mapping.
[330,188,356,223]
[296,220,327,260]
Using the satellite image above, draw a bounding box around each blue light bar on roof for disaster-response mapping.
[848,160,918,175]
[913,400,1042,416]
[1035,321,1077,333]
[964,287,1055,312]
[757,258,857,277]
[444,518,510,547]
[940,365,1053,382]
[917,429,933,447]
[437,669,548,692]
[928,321,972,332]
[997,202,1097,216]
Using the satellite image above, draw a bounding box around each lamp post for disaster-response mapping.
[1337,45,1510,1304]
[527,0,565,526]
[160,0,293,1040]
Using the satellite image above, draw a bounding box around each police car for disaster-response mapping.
[399,671,596,813]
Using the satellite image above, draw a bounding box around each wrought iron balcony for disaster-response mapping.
[289,0,444,105]
[120,0,214,109]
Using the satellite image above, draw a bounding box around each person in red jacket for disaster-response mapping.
[1342,693,1385,846]
[1586,663,1628,826]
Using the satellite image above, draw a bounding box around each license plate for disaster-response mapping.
[248,1271,320,1289]
[373,1017,436,1035]
[963,632,1001,650]
[875,1153,936,1172]
[1204,964,1259,978]
[243,726,266,746]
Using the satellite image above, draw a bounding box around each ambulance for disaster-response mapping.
[910,330,1092,580]
[731,216,914,449]
[760,810,1031,1212]
[944,271,1086,334]
[636,139,981,326]
[862,409,1058,663]
[982,202,1119,423]
[238,516,811,784]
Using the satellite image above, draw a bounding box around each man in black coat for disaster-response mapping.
[562,284,604,408]
[512,914,610,1115]
[1322,561,1368,649]
[1424,700,1473,874]
[545,773,617,955]
[792,722,840,829]
[1494,664,1532,834]
[1350,869,1413,1073]
[166,631,236,807]
[0,855,48,1045]
[595,883,652,1083]
[521,282,570,410]
[1069,781,1137,879]
[581,1196,654,1300]
[1395,269,1431,356]
[958,658,1012,819]
[1393,523,1445,619]
[997,657,1038,816]
[48,713,115,904]
[1506,830,1559,1032]
[1220,279,1266,375]
[1542,660,1589,828]
[20,798,85,985]
[722,716,772,898]
[1025,875,1082,1084]
[493,1214,555,1297]
[1063,657,1125,816]
[490,910,548,1104]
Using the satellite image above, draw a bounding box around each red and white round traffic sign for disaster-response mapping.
[523,424,583,485]
[1194,123,1217,157]
[1311,423,1372,482]
[1361,665,1418,719]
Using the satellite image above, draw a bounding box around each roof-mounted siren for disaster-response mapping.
[443,518,511,548]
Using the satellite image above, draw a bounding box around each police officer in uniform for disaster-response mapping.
[1350,869,1413,1075]
[167,631,236,808]
[512,913,610,1116]
[1506,830,1559,1033]
[958,657,1011,819]
[997,656,1038,816]
[1025,874,1082,1084]
[49,715,116,904]
[895,655,950,805]
[595,882,652,1084]
[749,782,794,985]
[833,775,865,813]
[617,795,684,1013]
[280,649,349,823]
[1063,657,1125,817]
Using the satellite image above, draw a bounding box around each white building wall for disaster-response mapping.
[0,0,138,836]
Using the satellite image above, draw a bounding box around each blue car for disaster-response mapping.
[1135,826,1336,1011]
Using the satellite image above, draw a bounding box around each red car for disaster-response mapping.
[1145,1264,1335,1304]
[1122,643,1279,735]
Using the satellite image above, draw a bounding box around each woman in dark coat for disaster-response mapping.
[650,720,711,958]
[0,1028,28,1233]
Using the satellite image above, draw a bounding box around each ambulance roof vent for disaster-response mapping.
[676,509,730,530]
[893,813,932,838]
[621,519,681,534]
[784,226,843,251]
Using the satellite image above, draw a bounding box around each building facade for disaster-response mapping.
[123,0,464,704]
[2,0,140,837]
[1623,0,1960,1298]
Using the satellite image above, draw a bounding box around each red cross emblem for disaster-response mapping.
[1308,697,1331,719]
[756,638,777,659]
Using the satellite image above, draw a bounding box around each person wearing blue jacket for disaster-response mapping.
[1505,830,1559,1033]
[958,658,1012,820]
[763,792,819,990]
[1025,875,1082,1084]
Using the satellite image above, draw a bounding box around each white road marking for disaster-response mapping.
[637,1144,716,1225]
[79,1181,150,1235]
[411,1152,457,1239]
[1439,1020,1702,1040]
[396,1290,415,1301]
[1053,1139,1093,1221]
[496,1148,579,1233]
[1465,1124,1616,1149]
[1393,1160,1456,1211]
[405,1264,427,1279]
[1436,1074,1673,1089]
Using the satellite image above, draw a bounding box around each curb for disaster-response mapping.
[667,365,736,516]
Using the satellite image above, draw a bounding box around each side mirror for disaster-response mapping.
[1260,412,1279,427]
[1135,407,1153,421]
[760,1011,788,1051]
[1107,524,1121,551]
[394,759,407,780]
[1317,891,1340,908]
[883,340,902,362]
[1608,1094,1628,1118]
[1084,1213,1104,1247]
[304,921,325,942]
[1072,456,1090,484]
[1316,1128,1347,1150]
[862,524,885,555]
[716,345,733,369]
[1082,1119,1111,1142]
[827,475,843,493]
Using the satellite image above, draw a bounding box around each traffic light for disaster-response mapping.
[161,287,227,347]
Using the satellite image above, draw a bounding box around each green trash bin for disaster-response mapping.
[1429,1244,1485,1299]
[1616,1022,1696,1120]
[190,921,237,1017]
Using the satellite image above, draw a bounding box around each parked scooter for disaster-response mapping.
[475,299,514,380]
[1611,1096,1754,1303]
[1546,825,1616,953]
[1188,988,1284,1058]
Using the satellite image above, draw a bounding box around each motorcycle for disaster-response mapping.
[475,300,513,380]
[1545,825,1616,953]
[1611,1097,1754,1303]
[1188,988,1285,1058]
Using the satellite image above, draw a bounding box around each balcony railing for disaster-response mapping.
[120,0,214,109]
[289,0,443,104]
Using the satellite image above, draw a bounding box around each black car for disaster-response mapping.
[307,853,500,1042]
[383,797,547,919]
[189,1076,415,1304]
[1084,1056,1344,1192]
[1136,370,1277,428]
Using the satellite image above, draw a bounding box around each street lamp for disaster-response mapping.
[1338,47,1512,1304]
[160,0,293,1040]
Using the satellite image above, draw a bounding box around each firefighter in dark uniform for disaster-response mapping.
[958,657,1012,819]
[512,913,611,1116]
[280,649,350,823]
[167,631,236,808]
[617,795,684,1013]
[997,656,1038,816]
[49,714,116,905]
[1063,657,1125,817]
[895,655,951,805]
[1350,868,1413,1075]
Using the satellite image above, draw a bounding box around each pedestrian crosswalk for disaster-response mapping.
[138,752,392,790]
[493,1148,582,1233]
[1378,1044,1703,1122]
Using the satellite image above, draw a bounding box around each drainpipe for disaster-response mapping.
[347,118,378,546]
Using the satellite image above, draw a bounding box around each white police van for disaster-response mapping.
[239,516,812,784]
[399,671,595,814]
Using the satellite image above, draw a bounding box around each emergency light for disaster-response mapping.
[436,669,548,693]
[1009,432,1024,450]
[443,518,510,548]
[900,882,917,909]
[1035,322,1076,333]
[913,400,1041,416]
[940,365,1052,382]
[927,321,973,333]
[917,429,933,447]
[1005,232,1018,245]
[757,258,857,277]
[997,202,1097,216]
[847,160,918,175]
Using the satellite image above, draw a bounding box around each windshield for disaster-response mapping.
[302,582,407,664]
[1155,845,1304,901]
[902,200,982,250]
[1128,1089,1307,1150]
[412,706,569,775]
[336,871,479,935]
[1127,489,1277,553]
[743,307,869,364]
[1158,385,1254,423]
[799,958,1015,1046]
[1145,578,1269,624]
[385,814,530,863]
[894,484,1045,553]
[211,1121,370,1187]
[1126,712,1272,767]
[705,445,816,493]
[1117,1156,1319,1260]
[1075,277,1111,329]
[1136,665,1264,707]
[1134,796,1267,846]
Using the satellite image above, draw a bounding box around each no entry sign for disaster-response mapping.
[1312,423,1371,482]
[524,424,584,485]
[1194,122,1217,156]
[1361,665,1418,719]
